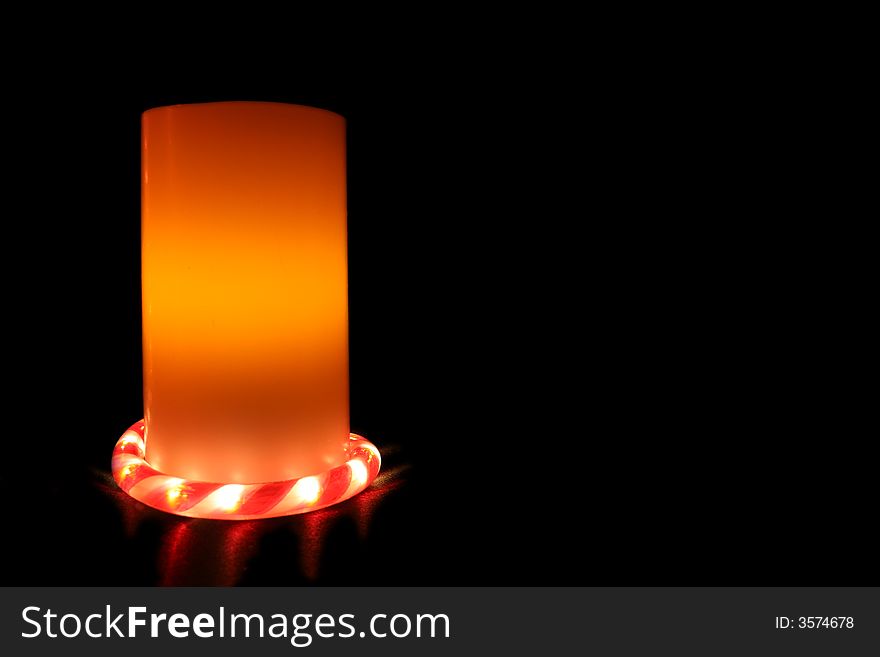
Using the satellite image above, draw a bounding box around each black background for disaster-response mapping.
[0,47,873,585]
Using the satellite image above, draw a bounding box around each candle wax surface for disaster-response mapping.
[142,102,350,483]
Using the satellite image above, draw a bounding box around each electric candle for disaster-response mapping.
[112,102,380,519]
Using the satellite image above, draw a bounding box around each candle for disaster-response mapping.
[110,101,380,519]
[141,101,351,484]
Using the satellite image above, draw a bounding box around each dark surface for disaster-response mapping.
[1,57,874,585]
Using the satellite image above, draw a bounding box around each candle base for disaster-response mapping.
[111,421,381,520]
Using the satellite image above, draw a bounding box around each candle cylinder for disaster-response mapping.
[141,102,350,484]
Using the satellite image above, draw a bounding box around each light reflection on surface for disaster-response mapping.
[100,455,407,585]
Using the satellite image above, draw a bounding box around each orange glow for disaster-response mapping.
[141,102,349,484]
[212,485,246,512]
[349,459,368,485]
[293,476,322,505]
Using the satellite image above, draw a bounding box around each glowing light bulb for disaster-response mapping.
[214,484,246,512]
[349,459,368,488]
[293,476,321,505]
[164,479,186,504]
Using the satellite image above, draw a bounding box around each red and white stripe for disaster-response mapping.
[112,421,381,520]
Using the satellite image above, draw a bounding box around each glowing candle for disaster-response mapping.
[112,102,380,519]
[141,102,350,485]
[113,101,379,519]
